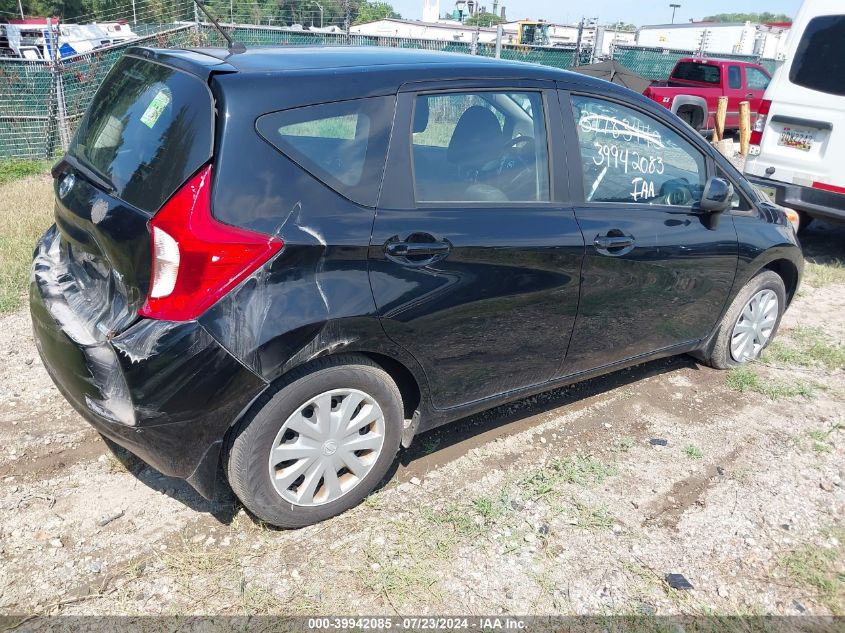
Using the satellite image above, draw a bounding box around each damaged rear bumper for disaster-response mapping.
[29,227,267,499]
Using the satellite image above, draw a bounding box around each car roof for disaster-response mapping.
[192,45,521,71]
[141,45,578,81]
[129,45,655,114]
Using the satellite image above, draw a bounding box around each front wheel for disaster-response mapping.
[703,270,786,369]
[226,354,403,528]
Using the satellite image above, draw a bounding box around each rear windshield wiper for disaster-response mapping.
[60,153,116,195]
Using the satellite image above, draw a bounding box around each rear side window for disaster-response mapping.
[789,15,845,97]
[257,96,395,207]
[69,56,213,214]
[745,67,770,91]
[411,91,550,203]
[728,66,742,89]
[673,62,721,85]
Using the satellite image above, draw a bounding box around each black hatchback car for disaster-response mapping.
[31,46,802,528]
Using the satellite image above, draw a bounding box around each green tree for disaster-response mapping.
[703,12,792,23]
[352,1,400,25]
[464,11,502,27]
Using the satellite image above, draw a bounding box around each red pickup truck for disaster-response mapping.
[643,58,772,133]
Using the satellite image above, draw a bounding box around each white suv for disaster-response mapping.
[745,0,845,231]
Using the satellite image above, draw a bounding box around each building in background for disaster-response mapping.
[350,16,635,56]
[636,21,790,58]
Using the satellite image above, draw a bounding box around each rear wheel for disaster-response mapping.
[703,270,786,369]
[226,354,402,528]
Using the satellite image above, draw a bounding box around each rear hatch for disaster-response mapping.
[746,12,845,193]
[47,53,214,340]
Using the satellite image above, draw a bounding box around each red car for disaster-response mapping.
[643,58,772,132]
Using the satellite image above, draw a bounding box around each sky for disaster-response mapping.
[393,0,803,25]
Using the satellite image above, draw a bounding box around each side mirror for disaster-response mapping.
[700,177,734,213]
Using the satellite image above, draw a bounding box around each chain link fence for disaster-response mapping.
[611,44,778,80]
[0,4,777,161]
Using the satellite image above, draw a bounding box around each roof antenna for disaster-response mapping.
[191,0,246,54]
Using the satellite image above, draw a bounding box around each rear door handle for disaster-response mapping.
[594,235,635,250]
[385,241,451,257]
[384,234,452,266]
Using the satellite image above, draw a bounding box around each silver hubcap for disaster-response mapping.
[268,389,386,507]
[730,289,779,363]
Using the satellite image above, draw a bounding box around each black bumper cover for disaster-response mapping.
[747,175,845,221]
[30,236,267,499]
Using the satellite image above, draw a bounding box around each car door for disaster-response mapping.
[743,65,771,115]
[369,81,584,410]
[725,64,746,129]
[558,89,738,375]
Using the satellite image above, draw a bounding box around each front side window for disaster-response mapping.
[571,95,706,207]
[789,15,845,97]
[256,96,395,207]
[745,67,771,91]
[411,91,550,203]
[728,66,742,90]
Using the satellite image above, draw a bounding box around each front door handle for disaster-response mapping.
[594,235,635,250]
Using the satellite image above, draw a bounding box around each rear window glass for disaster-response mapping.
[69,56,213,214]
[672,62,721,85]
[789,15,845,97]
[256,96,395,207]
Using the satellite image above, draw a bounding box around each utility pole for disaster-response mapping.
[670,4,680,24]
[343,0,351,35]
[313,0,324,28]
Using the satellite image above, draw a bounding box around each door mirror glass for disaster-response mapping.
[700,177,734,212]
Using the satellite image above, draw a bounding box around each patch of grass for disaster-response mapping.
[684,445,703,459]
[0,159,52,186]
[361,536,440,609]
[0,173,54,314]
[572,501,614,530]
[472,492,510,524]
[521,455,617,500]
[803,259,845,288]
[766,327,845,371]
[781,531,845,613]
[726,366,815,400]
[612,436,636,453]
[800,422,843,454]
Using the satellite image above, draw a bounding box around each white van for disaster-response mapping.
[744,0,845,231]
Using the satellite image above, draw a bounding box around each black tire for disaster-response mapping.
[225,354,403,528]
[703,270,786,370]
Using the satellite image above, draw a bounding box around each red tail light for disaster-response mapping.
[139,165,283,321]
[750,99,771,147]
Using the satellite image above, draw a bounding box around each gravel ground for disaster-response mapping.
[0,219,843,620]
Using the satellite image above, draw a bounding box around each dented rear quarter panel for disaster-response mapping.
[199,71,432,407]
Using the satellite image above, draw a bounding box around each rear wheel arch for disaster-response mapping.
[224,348,424,443]
[671,96,708,131]
[359,351,422,421]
